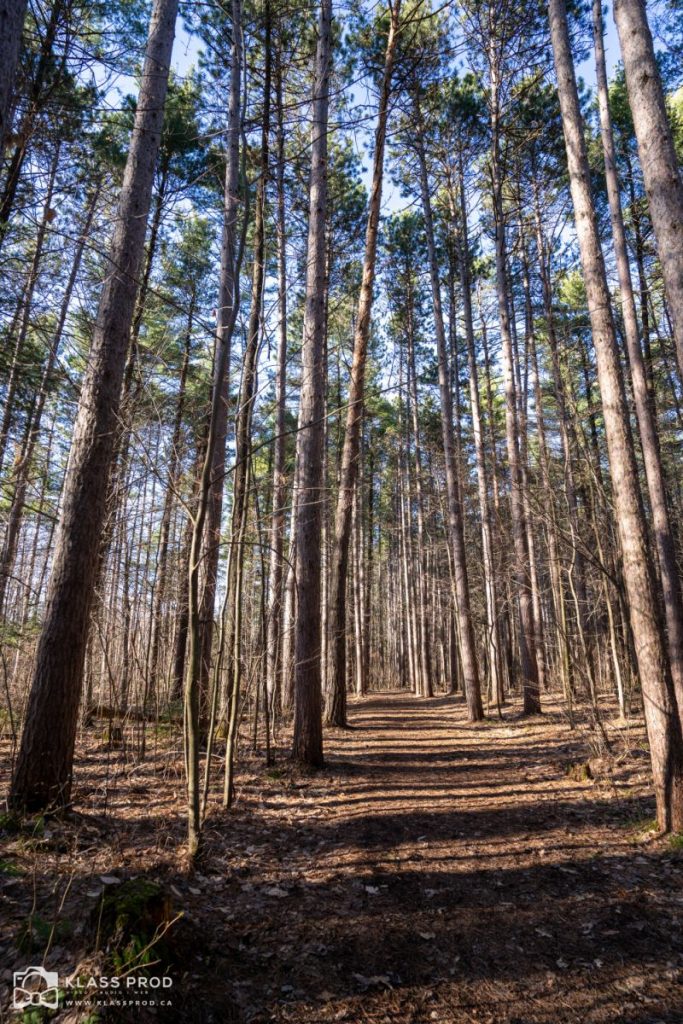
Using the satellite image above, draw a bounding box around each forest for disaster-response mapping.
[1,0,683,1018]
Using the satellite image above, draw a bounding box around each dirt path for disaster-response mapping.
[3,691,683,1023]
[193,692,683,1023]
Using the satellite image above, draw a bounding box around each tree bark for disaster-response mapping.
[292,0,332,766]
[0,0,28,156]
[224,5,271,805]
[9,0,179,811]
[593,0,683,720]
[612,0,683,382]
[325,2,399,726]
[549,0,683,830]
[265,40,289,721]
[184,0,241,855]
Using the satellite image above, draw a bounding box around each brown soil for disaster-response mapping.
[2,691,683,1023]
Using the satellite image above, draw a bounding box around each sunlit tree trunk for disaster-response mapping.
[593,0,683,717]
[612,0,683,382]
[9,0,179,811]
[549,0,683,830]
[454,156,502,711]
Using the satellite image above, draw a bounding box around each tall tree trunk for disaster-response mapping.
[265,41,288,719]
[195,0,243,724]
[325,2,399,726]
[455,156,503,711]
[291,0,332,766]
[488,64,540,714]
[549,0,683,830]
[9,0,179,811]
[224,8,271,805]
[406,285,433,698]
[0,0,28,156]
[612,0,683,382]
[414,124,483,722]
[146,301,193,708]
[184,0,241,855]
[593,0,683,716]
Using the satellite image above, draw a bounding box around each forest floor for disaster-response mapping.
[2,691,683,1023]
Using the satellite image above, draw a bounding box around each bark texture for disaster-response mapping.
[612,0,683,382]
[0,0,28,155]
[292,0,332,766]
[549,0,683,831]
[10,0,179,811]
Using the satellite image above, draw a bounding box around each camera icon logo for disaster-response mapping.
[12,966,60,1010]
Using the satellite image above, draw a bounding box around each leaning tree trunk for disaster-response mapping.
[0,0,28,156]
[549,0,683,831]
[9,0,179,811]
[612,0,683,383]
[325,1,400,727]
[593,0,683,718]
[291,0,332,766]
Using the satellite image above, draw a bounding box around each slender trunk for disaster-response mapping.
[326,3,399,726]
[265,43,288,718]
[406,286,433,698]
[195,0,243,727]
[414,123,483,722]
[184,0,241,856]
[0,143,60,476]
[454,157,502,711]
[224,13,271,805]
[0,0,62,230]
[146,302,193,707]
[488,67,540,714]
[0,182,100,617]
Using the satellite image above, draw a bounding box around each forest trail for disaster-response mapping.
[3,693,683,1023]
[193,693,683,1023]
